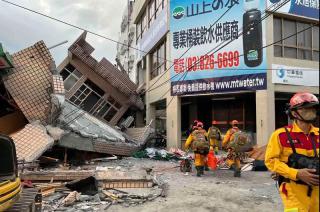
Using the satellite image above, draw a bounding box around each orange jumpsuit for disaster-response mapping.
[265,122,319,212]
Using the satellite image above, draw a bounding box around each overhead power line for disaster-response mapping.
[147,0,291,94]
[0,0,170,62]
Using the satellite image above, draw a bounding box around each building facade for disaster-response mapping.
[116,0,137,83]
[58,32,144,126]
[132,0,319,148]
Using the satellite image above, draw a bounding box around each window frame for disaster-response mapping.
[273,16,319,61]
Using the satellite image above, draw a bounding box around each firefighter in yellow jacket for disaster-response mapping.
[185,121,209,177]
[222,120,242,177]
[207,120,222,154]
[265,92,319,212]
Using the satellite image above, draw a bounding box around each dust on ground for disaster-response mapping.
[98,157,283,212]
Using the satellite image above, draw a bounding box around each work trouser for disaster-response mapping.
[210,138,220,152]
[194,153,207,167]
[279,181,319,212]
[226,149,241,170]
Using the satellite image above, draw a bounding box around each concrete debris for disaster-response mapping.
[11,122,54,162]
[21,170,95,182]
[62,191,81,206]
[37,164,166,211]
[46,125,64,141]
[3,41,54,124]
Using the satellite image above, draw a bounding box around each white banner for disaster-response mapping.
[272,64,319,87]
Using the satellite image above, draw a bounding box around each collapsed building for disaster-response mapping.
[0,32,153,164]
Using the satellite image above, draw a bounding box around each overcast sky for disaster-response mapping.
[0,0,127,65]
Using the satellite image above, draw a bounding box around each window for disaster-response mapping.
[60,64,82,91]
[141,12,147,37]
[69,80,104,113]
[273,17,319,61]
[155,0,163,18]
[91,95,122,122]
[148,0,155,28]
[136,21,141,43]
[151,40,166,79]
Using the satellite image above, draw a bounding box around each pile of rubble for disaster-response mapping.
[19,160,168,211]
[0,39,154,165]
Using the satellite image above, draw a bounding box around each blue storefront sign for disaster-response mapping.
[170,0,268,96]
[136,8,168,61]
[267,0,319,20]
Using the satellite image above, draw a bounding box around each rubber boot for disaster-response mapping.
[229,164,236,170]
[215,147,219,155]
[196,166,201,177]
[200,166,205,175]
[234,168,241,177]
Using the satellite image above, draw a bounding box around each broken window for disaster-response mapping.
[90,95,122,123]
[61,64,83,91]
[69,80,105,113]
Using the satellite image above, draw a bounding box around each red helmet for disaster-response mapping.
[289,92,319,110]
[197,122,204,128]
[212,120,218,125]
[231,120,239,125]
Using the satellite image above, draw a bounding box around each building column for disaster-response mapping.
[166,96,181,148]
[145,54,156,128]
[256,90,275,147]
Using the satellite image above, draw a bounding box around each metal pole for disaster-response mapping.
[48,40,68,50]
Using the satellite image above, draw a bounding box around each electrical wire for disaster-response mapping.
[146,0,291,94]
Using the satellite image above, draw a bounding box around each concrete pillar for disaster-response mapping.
[166,96,181,148]
[145,54,156,128]
[135,111,145,127]
[256,90,275,147]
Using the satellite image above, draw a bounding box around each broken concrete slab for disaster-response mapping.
[10,122,54,163]
[95,169,153,189]
[21,170,95,182]
[56,101,153,156]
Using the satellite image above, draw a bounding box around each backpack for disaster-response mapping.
[227,131,252,152]
[208,126,221,140]
[191,130,209,155]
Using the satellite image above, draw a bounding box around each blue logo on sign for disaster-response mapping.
[269,0,281,3]
[277,69,285,78]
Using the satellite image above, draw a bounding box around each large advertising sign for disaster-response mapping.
[272,64,319,87]
[267,0,319,20]
[170,0,267,96]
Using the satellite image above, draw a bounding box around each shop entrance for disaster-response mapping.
[181,92,256,139]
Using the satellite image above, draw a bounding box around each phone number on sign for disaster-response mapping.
[173,51,240,73]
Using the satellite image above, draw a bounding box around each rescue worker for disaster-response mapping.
[207,120,222,155]
[185,121,209,177]
[222,120,242,177]
[265,92,319,212]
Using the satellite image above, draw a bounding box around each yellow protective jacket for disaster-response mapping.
[222,127,240,148]
[185,129,208,151]
[265,121,319,181]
